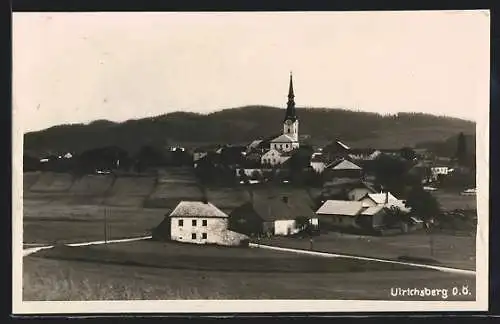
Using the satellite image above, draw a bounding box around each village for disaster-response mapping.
[23,73,476,248]
[14,8,488,309]
[21,73,477,301]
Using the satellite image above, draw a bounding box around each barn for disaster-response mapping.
[315,200,365,229]
[229,195,318,237]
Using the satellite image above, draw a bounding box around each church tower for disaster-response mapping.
[283,72,299,141]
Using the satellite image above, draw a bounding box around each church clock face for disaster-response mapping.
[285,119,293,125]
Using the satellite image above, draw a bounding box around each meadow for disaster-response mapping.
[24,250,475,301]
[21,170,477,301]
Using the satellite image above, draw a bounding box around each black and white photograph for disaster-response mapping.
[12,10,489,314]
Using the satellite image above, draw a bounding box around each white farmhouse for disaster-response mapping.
[167,201,248,246]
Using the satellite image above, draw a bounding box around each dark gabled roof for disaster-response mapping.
[322,140,351,153]
[235,195,316,222]
[348,148,377,155]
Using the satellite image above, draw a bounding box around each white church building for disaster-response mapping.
[261,73,300,166]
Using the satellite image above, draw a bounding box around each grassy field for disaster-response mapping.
[69,174,115,195]
[21,171,477,302]
[102,176,156,207]
[29,172,75,192]
[33,240,420,273]
[432,191,477,211]
[256,232,476,271]
[205,187,251,210]
[145,182,204,208]
[23,204,163,245]
[23,255,475,301]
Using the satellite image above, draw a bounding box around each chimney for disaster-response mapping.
[385,191,389,204]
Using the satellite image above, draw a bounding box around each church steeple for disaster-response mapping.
[284,72,297,122]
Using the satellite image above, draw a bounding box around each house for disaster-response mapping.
[229,195,318,237]
[193,148,208,162]
[192,145,221,163]
[261,148,293,167]
[247,134,281,154]
[310,153,329,173]
[193,151,221,169]
[270,135,299,152]
[247,139,264,152]
[316,200,365,228]
[358,192,411,213]
[316,199,412,232]
[320,178,377,202]
[430,165,452,180]
[322,140,351,161]
[161,200,249,246]
[356,205,388,230]
[324,159,363,179]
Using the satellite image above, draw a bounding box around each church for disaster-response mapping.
[261,73,301,167]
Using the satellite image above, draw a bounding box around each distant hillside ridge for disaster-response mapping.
[24,106,475,156]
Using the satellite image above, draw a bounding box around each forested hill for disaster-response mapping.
[24,106,475,156]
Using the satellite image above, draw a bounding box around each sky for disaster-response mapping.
[13,11,490,133]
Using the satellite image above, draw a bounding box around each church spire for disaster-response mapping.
[285,71,297,122]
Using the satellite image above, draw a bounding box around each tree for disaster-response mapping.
[405,185,441,256]
[295,216,310,232]
[368,154,409,196]
[400,147,417,161]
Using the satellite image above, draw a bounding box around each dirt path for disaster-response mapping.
[22,236,152,257]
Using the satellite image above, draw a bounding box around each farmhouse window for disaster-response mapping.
[202,233,207,239]
[202,220,207,226]
[192,220,197,226]
[178,219,184,226]
[192,233,196,239]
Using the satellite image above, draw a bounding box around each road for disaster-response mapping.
[248,243,476,276]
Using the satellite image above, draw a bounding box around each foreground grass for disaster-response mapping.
[33,240,419,273]
[23,256,476,301]
[256,232,476,271]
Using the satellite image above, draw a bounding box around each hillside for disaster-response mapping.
[24,106,475,156]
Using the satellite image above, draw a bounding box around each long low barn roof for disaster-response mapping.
[316,200,364,217]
